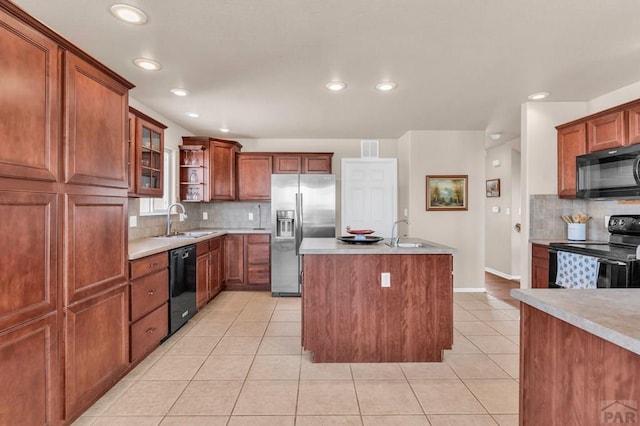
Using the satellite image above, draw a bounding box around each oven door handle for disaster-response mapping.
[597,258,627,266]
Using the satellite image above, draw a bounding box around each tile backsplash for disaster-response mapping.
[128,199,271,240]
[530,194,640,241]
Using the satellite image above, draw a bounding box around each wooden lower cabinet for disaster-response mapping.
[129,253,169,363]
[531,243,550,289]
[224,235,245,285]
[196,247,210,309]
[63,284,129,420]
[196,237,224,309]
[520,304,640,425]
[0,313,59,426]
[224,234,270,291]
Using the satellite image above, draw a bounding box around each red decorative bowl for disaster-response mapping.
[346,229,375,235]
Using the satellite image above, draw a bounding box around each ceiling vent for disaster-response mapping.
[361,140,379,158]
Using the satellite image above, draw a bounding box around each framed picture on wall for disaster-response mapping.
[426,175,468,211]
[486,179,500,197]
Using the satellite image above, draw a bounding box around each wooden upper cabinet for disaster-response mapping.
[273,154,303,174]
[586,110,626,152]
[64,51,129,189]
[127,110,137,195]
[237,153,272,200]
[557,122,586,199]
[130,108,166,197]
[182,137,242,201]
[0,9,58,183]
[273,153,333,174]
[303,153,333,173]
[628,103,640,145]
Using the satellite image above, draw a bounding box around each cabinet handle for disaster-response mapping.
[147,289,156,296]
[148,263,158,269]
[146,327,156,334]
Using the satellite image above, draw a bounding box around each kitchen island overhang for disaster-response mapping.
[299,237,456,363]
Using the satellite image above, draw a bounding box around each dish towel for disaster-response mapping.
[555,251,599,289]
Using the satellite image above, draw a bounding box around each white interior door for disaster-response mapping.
[341,158,397,237]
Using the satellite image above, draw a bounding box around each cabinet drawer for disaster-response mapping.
[210,237,222,251]
[247,264,270,284]
[532,244,549,260]
[131,269,168,322]
[196,240,210,256]
[247,234,269,244]
[130,303,168,362]
[247,243,270,264]
[130,252,168,280]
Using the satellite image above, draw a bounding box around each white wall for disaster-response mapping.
[399,130,486,290]
[484,143,517,278]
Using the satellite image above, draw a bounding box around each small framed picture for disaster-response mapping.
[486,179,500,197]
[426,175,468,211]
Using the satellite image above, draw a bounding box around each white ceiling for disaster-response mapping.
[12,0,640,143]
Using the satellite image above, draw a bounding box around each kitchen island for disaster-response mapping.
[511,289,640,425]
[299,237,456,363]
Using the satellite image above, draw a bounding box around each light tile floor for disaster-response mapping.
[74,291,520,426]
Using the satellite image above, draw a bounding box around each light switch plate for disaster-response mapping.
[248,212,254,221]
[381,272,391,287]
[129,216,137,228]
[203,211,208,220]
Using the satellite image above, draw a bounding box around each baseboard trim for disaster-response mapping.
[485,267,520,281]
[454,287,486,293]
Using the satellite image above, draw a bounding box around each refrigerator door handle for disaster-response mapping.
[295,193,302,254]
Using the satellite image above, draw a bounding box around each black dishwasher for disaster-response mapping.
[168,244,196,336]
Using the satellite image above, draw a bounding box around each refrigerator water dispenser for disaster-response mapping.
[276,210,295,238]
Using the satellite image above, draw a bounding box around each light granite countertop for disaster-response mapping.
[128,228,270,260]
[299,237,456,255]
[511,289,640,356]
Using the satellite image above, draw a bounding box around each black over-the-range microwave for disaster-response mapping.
[576,143,640,199]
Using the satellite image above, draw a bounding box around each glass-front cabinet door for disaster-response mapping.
[132,109,166,197]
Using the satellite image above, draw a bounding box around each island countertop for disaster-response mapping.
[299,237,456,255]
[511,288,640,355]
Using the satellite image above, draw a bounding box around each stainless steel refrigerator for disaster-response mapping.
[271,174,336,296]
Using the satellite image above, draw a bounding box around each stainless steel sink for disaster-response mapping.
[385,241,424,248]
[154,231,216,239]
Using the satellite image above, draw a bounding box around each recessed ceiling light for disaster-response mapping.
[133,58,161,71]
[219,128,230,133]
[170,88,189,96]
[528,92,550,101]
[489,132,502,140]
[375,82,397,91]
[326,81,347,91]
[110,4,148,24]
[185,112,199,118]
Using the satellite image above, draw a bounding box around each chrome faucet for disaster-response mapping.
[391,219,409,246]
[166,203,188,236]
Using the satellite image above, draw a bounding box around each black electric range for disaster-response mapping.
[548,215,640,288]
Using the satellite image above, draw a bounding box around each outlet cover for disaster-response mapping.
[203,211,208,220]
[129,216,137,228]
[248,212,254,221]
[381,272,391,287]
